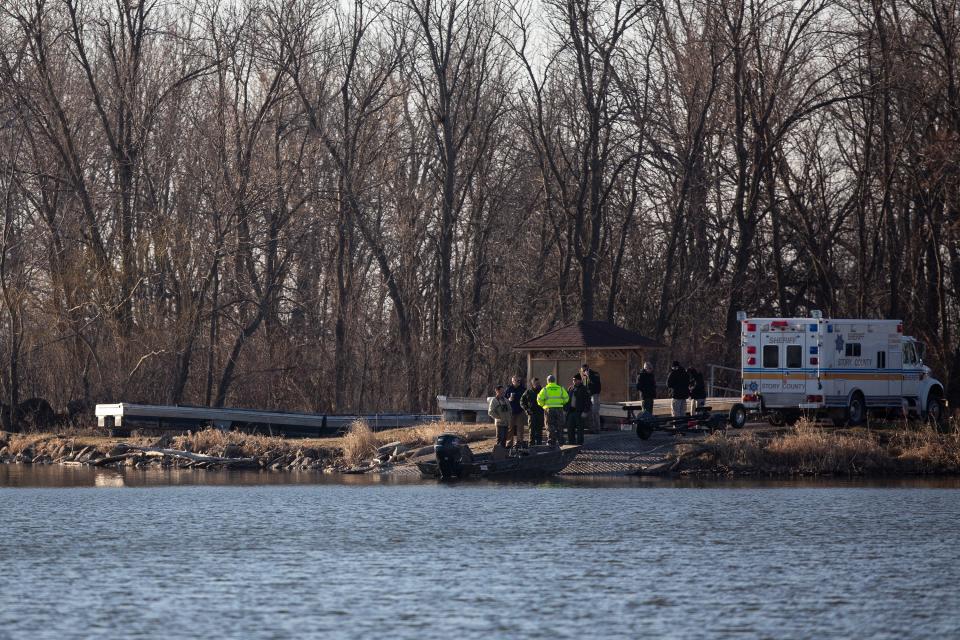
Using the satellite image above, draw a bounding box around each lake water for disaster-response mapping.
[1,466,959,639]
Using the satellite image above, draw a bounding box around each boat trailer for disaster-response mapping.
[621,402,747,440]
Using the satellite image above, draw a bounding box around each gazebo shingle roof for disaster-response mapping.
[513,320,664,351]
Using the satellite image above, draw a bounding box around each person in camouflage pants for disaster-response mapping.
[520,377,545,445]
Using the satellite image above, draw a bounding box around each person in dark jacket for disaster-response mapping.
[520,377,545,445]
[580,364,602,432]
[504,375,526,447]
[636,362,657,415]
[687,367,707,412]
[666,361,689,417]
[565,374,592,445]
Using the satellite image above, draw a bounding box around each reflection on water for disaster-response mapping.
[3,463,960,490]
[0,464,425,488]
[93,471,126,488]
[2,465,959,639]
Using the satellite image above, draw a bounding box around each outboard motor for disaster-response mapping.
[635,412,656,441]
[434,433,466,479]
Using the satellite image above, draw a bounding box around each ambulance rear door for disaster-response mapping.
[886,333,902,399]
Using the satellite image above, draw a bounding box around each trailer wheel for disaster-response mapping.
[728,404,747,429]
[848,392,866,426]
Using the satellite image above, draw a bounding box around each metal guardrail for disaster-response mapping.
[708,364,741,398]
[95,403,440,437]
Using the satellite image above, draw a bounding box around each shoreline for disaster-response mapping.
[0,422,495,475]
[2,419,959,479]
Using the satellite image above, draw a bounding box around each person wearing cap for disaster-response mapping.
[536,374,569,446]
[488,385,512,448]
[580,364,602,432]
[504,375,527,447]
[636,362,657,415]
[565,373,592,445]
[666,361,690,417]
[520,377,545,446]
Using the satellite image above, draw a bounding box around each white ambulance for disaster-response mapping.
[739,312,946,426]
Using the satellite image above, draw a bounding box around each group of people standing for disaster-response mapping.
[635,361,707,417]
[487,365,601,448]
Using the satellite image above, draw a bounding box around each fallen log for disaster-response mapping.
[127,446,259,468]
[93,453,137,467]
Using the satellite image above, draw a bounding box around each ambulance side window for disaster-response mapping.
[786,345,802,368]
[844,343,861,357]
[877,352,886,369]
[903,343,917,365]
[763,345,779,368]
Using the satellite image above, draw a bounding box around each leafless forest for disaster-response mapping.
[0,0,958,419]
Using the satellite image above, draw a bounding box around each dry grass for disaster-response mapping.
[172,429,296,458]
[2,433,53,456]
[697,418,960,476]
[765,420,886,474]
[341,419,379,466]
[378,420,489,447]
[888,423,960,472]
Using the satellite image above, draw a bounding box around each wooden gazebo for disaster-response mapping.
[513,321,664,402]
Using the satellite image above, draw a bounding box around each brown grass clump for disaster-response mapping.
[889,424,960,472]
[765,420,886,474]
[172,429,296,458]
[4,433,53,456]
[403,420,475,446]
[341,419,379,466]
[701,429,765,469]
[696,418,960,476]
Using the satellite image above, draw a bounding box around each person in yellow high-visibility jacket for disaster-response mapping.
[537,374,570,446]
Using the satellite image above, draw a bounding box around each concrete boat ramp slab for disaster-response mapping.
[560,430,683,476]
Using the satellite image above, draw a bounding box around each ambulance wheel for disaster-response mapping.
[728,404,747,429]
[925,396,944,430]
[847,392,866,426]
